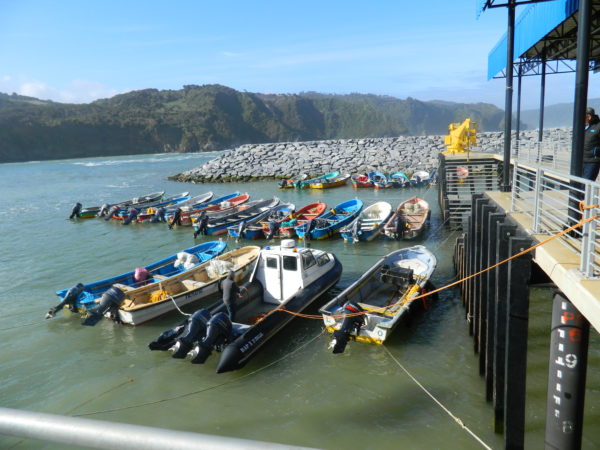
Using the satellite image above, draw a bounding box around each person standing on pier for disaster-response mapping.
[583,107,600,181]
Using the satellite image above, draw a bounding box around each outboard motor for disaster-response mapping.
[69,203,82,219]
[331,301,364,354]
[266,220,280,239]
[169,309,212,358]
[351,218,362,241]
[236,220,247,239]
[122,208,139,225]
[150,206,167,223]
[81,286,125,326]
[98,203,111,217]
[148,324,186,350]
[104,205,120,221]
[46,283,85,318]
[168,208,183,229]
[394,216,406,240]
[188,312,232,364]
[304,219,317,240]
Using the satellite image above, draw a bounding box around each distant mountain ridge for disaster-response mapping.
[0,84,508,163]
[519,98,600,129]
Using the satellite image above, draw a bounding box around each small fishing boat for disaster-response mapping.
[112,192,191,222]
[294,199,363,240]
[199,198,281,236]
[320,245,436,353]
[267,202,327,239]
[137,192,214,222]
[410,170,431,186]
[70,191,165,219]
[278,174,307,189]
[149,239,343,373]
[49,240,227,317]
[389,171,410,188]
[383,197,430,240]
[83,246,261,326]
[351,174,373,188]
[340,201,393,243]
[177,193,249,226]
[368,171,390,189]
[227,202,295,240]
[308,173,350,189]
[296,171,339,189]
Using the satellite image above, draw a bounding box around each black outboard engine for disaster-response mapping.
[46,283,85,318]
[150,206,167,223]
[81,286,125,326]
[236,220,247,239]
[148,324,186,351]
[331,301,364,354]
[394,216,406,239]
[304,219,317,240]
[98,203,111,217]
[168,208,182,229]
[169,309,212,358]
[266,220,280,239]
[188,312,232,364]
[104,205,120,221]
[351,218,362,240]
[69,203,82,219]
[122,208,139,225]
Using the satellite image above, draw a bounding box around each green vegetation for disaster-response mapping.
[0,85,506,163]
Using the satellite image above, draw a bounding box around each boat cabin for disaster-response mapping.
[251,239,332,304]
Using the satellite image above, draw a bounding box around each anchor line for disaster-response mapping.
[73,328,326,417]
[383,346,492,450]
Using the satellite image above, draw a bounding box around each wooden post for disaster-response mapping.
[504,236,532,449]
[493,222,517,434]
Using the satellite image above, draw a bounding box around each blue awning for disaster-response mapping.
[487,0,580,79]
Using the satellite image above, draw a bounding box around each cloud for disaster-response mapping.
[0,76,119,103]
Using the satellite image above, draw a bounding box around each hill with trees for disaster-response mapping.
[0,84,506,163]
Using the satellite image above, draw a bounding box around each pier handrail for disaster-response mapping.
[510,162,600,278]
[0,406,309,450]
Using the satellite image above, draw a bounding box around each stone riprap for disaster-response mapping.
[171,128,572,183]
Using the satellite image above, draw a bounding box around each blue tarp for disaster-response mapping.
[487,0,580,79]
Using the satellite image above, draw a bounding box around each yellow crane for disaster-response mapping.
[443,118,477,155]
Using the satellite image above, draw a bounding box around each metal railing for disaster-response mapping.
[510,163,600,278]
[512,139,572,172]
[0,407,310,450]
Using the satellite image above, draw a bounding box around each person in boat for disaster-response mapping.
[193,211,209,238]
[45,283,85,318]
[168,207,183,229]
[221,271,240,321]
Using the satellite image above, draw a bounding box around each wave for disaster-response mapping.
[72,152,221,167]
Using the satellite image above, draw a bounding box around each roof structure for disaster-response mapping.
[485,0,600,79]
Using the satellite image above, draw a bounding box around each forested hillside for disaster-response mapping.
[0,84,506,163]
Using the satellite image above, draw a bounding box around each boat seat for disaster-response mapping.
[153,275,168,281]
[113,283,135,292]
[181,279,206,290]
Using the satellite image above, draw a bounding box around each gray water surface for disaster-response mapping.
[0,153,598,449]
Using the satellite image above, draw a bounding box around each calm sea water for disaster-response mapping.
[0,153,598,449]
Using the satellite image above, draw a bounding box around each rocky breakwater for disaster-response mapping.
[170,129,570,183]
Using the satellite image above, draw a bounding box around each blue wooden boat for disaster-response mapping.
[294,199,363,240]
[389,171,410,188]
[137,192,214,222]
[340,201,393,243]
[226,202,295,240]
[49,240,227,316]
[368,171,390,189]
[296,171,339,189]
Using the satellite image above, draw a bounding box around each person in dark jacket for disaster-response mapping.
[221,271,240,321]
[583,107,600,181]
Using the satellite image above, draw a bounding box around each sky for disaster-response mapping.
[0,0,597,110]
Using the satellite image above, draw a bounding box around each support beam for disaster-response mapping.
[538,55,546,143]
[501,0,516,192]
[544,292,590,450]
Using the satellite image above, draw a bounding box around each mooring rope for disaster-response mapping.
[73,328,326,417]
[383,346,492,450]
[168,294,192,317]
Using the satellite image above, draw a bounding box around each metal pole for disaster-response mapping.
[515,62,523,155]
[502,0,516,192]
[0,407,305,450]
[544,293,590,450]
[538,55,546,143]
[571,0,591,177]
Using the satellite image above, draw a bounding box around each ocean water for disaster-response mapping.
[0,153,598,449]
